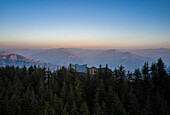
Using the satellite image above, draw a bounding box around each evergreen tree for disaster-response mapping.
[157,58,166,78]
[71,101,78,115]
[53,93,59,113]
[75,77,83,107]
[8,94,21,115]
[61,103,69,115]
[28,65,34,75]
[80,101,90,115]
[142,62,149,78]
[98,79,106,105]
[44,102,52,115]
[143,95,152,115]
[60,81,67,103]
[124,86,139,115]
[61,108,68,115]
[93,102,101,115]
[67,83,74,105]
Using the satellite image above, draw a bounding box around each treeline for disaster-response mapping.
[0,58,170,115]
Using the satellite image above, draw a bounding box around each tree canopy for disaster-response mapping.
[0,58,169,115]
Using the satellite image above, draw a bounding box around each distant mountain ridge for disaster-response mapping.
[125,48,170,65]
[0,49,42,57]
[0,51,58,70]
[0,51,40,62]
[29,48,154,70]
[2,48,168,70]
[30,48,82,65]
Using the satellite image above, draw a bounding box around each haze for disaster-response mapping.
[0,0,170,49]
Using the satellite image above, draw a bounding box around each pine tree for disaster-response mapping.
[61,103,69,115]
[52,108,56,115]
[142,62,149,78]
[157,58,166,78]
[93,102,101,115]
[98,79,106,105]
[38,80,45,115]
[60,81,67,103]
[112,93,125,115]
[93,88,101,115]
[143,95,152,115]
[133,69,143,105]
[58,98,64,115]
[80,101,90,115]
[44,102,52,115]
[22,85,38,115]
[53,93,59,112]
[28,65,34,75]
[71,101,78,115]
[67,83,74,105]
[125,86,139,115]
[8,94,21,115]
[105,86,114,114]
[75,77,83,107]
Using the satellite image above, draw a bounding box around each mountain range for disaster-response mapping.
[1,48,169,70]
[124,48,170,66]
[0,51,58,69]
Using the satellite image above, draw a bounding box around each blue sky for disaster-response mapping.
[0,0,170,49]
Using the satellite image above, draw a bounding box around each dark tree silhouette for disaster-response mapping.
[0,59,169,115]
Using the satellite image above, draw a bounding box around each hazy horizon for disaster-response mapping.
[1,0,170,49]
[0,46,170,51]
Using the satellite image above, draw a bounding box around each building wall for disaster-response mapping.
[86,67,98,75]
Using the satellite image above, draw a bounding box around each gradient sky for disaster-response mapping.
[0,0,170,49]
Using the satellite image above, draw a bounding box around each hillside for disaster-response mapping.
[30,48,154,70]
[0,51,57,69]
[126,48,170,65]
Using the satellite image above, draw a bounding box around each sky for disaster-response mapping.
[0,0,170,49]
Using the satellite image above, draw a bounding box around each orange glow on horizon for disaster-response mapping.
[0,41,170,50]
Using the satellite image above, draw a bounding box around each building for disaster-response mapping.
[69,64,113,76]
[68,64,87,73]
[86,66,98,75]
[86,66,113,75]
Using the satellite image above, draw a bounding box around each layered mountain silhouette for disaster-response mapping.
[125,48,170,65]
[29,48,154,70]
[0,51,57,69]
[3,48,168,70]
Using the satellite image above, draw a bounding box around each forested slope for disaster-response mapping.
[0,59,170,115]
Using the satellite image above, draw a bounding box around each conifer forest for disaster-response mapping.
[0,58,170,115]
